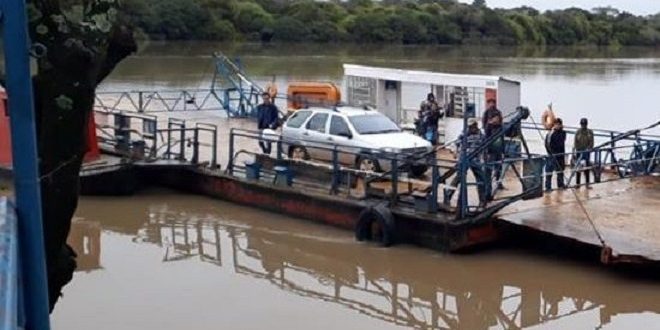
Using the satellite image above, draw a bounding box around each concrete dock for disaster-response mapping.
[497,175,660,263]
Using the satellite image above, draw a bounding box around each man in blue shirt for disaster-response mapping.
[444,118,487,207]
[256,92,280,154]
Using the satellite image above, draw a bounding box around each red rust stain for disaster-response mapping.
[202,177,356,229]
[466,223,499,245]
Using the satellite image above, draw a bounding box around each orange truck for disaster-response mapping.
[286,82,341,114]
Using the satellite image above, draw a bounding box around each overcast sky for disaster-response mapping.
[457,0,660,15]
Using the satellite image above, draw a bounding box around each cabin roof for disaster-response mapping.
[343,64,520,89]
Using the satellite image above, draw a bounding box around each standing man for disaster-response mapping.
[419,93,442,145]
[482,98,504,191]
[545,118,567,191]
[256,92,280,155]
[574,117,594,188]
[444,118,487,207]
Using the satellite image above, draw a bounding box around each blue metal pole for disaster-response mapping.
[457,115,469,219]
[1,0,51,328]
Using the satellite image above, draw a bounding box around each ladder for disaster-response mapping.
[211,52,264,118]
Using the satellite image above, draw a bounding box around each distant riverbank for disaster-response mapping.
[124,0,660,46]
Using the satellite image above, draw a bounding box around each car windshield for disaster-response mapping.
[348,114,401,135]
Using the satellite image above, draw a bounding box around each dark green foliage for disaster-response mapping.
[122,0,660,46]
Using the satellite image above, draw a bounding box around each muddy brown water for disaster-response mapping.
[52,43,660,329]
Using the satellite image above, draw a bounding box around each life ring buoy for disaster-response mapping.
[265,83,278,99]
[355,204,396,247]
[541,109,556,130]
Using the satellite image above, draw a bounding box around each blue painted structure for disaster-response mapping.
[1,0,52,328]
[211,52,264,117]
[0,198,19,329]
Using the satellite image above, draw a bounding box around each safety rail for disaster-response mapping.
[159,121,218,167]
[94,89,226,113]
[95,109,159,159]
[227,128,486,218]
[521,122,660,141]
[93,110,218,167]
[227,118,659,223]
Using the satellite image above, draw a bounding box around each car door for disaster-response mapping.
[283,110,313,147]
[303,112,330,160]
[328,115,356,165]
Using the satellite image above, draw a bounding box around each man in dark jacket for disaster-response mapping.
[574,117,594,188]
[545,118,567,191]
[482,98,504,191]
[418,93,442,145]
[256,92,280,154]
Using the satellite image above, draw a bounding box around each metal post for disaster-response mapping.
[166,122,172,159]
[1,2,51,329]
[179,122,185,161]
[457,115,469,219]
[595,149,602,183]
[276,135,283,161]
[191,128,199,164]
[151,119,157,159]
[138,91,144,113]
[391,158,398,206]
[331,147,339,195]
[211,128,217,168]
[228,129,235,175]
[430,163,439,213]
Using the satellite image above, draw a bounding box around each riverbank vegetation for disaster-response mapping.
[122,0,660,46]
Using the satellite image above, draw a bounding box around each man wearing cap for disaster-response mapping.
[574,117,594,188]
[444,118,487,207]
[482,98,504,191]
[256,92,280,155]
[545,118,567,191]
[419,93,443,145]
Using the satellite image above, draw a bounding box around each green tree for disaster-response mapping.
[233,1,273,34]
[116,0,660,46]
[273,16,310,41]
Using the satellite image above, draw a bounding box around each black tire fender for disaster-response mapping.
[355,204,396,247]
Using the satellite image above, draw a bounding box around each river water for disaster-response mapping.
[52,42,660,329]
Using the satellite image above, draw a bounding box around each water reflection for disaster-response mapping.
[70,197,660,329]
[68,220,102,272]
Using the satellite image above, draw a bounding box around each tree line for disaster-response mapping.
[122,0,660,46]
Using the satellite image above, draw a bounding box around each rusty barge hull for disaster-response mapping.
[6,153,656,264]
[152,167,499,252]
[73,158,500,252]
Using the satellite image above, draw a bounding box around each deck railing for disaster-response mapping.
[227,124,659,223]
[94,109,218,168]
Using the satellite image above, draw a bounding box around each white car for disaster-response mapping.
[281,106,433,177]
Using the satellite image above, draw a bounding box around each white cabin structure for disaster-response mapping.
[343,64,521,144]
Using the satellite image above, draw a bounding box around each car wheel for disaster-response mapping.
[289,146,309,160]
[356,155,381,172]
